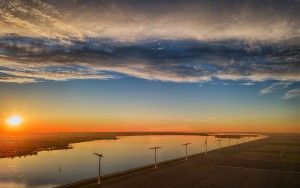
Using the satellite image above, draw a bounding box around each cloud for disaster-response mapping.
[0,0,83,41]
[0,0,299,84]
[259,82,292,95]
[0,59,115,83]
[0,36,299,83]
[242,82,255,86]
[1,0,300,42]
[52,0,300,42]
[0,76,37,83]
[283,88,300,99]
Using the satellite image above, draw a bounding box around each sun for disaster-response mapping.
[6,115,23,127]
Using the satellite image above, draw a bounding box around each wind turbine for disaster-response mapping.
[217,139,222,151]
[58,165,61,174]
[93,153,103,185]
[204,136,208,155]
[182,143,191,160]
[149,147,162,169]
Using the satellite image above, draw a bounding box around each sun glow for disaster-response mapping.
[6,115,23,127]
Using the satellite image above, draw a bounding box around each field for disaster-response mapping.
[58,134,300,188]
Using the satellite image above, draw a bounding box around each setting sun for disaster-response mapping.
[5,115,23,127]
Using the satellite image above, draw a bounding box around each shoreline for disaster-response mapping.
[0,134,118,159]
[0,132,260,159]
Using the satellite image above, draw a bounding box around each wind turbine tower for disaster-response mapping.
[182,143,191,160]
[205,136,208,155]
[149,147,162,169]
[93,153,103,185]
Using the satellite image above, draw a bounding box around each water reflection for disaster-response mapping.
[0,135,263,188]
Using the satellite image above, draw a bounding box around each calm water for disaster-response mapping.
[0,135,263,188]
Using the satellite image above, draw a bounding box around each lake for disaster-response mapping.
[0,135,263,188]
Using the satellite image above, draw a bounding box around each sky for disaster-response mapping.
[0,0,299,133]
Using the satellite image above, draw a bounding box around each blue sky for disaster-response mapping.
[0,77,299,132]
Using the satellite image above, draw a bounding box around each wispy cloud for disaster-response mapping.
[283,88,300,99]
[0,60,115,83]
[259,82,292,95]
[0,76,37,83]
[0,0,83,40]
[242,82,255,86]
[2,0,299,42]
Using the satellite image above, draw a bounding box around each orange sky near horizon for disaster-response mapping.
[1,95,299,134]
[1,113,299,134]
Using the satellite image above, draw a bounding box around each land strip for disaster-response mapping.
[57,134,300,188]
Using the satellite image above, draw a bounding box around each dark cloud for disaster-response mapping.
[0,35,299,83]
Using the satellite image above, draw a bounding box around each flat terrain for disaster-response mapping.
[59,134,300,188]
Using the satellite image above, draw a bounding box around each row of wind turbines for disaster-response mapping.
[93,136,252,185]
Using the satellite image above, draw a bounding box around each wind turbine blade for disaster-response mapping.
[149,147,162,149]
[93,153,103,157]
